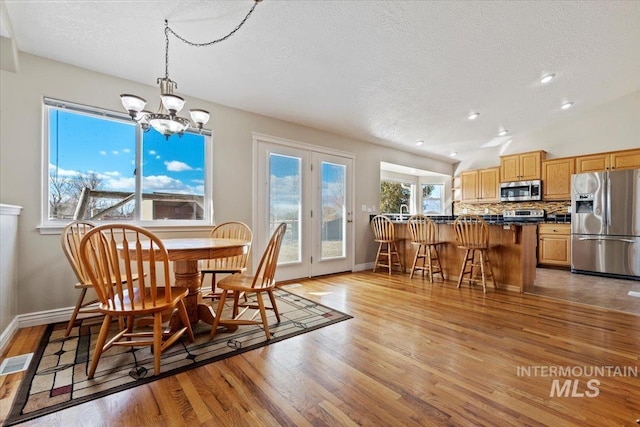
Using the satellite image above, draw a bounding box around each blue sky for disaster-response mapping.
[49,109,205,195]
[269,154,345,214]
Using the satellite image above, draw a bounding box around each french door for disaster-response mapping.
[254,136,353,281]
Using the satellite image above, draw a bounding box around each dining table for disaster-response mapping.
[128,237,251,330]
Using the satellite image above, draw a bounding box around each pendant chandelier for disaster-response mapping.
[120,0,262,139]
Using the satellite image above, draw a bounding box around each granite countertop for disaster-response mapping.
[372,214,552,226]
[371,213,571,226]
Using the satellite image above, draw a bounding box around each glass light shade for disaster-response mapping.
[148,114,189,136]
[120,94,147,116]
[189,109,210,126]
[161,94,185,114]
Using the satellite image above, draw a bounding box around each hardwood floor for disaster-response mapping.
[1,271,639,426]
[528,267,640,315]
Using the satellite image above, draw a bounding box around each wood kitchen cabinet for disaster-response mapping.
[500,150,546,182]
[460,167,499,203]
[538,223,571,267]
[541,157,575,200]
[575,148,640,173]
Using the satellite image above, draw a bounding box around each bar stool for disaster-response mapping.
[407,214,445,282]
[370,215,403,274]
[453,214,496,293]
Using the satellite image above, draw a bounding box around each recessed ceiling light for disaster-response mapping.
[416,140,424,146]
[450,152,458,157]
[540,73,555,84]
[498,129,509,136]
[561,101,574,110]
[468,112,480,120]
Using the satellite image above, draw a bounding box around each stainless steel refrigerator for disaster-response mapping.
[571,168,640,279]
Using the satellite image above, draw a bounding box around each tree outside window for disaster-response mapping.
[380,181,411,213]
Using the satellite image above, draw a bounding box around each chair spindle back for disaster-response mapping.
[453,214,489,248]
[251,222,287,290]
[80,224,173,310]
[407,214,437,244]
[370,215,395,242]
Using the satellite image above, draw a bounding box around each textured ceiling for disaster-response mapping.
[3,0,640,165]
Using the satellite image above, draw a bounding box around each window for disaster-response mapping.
[380,180,413,213]
[422,183,444,214]
[44,98,212,226]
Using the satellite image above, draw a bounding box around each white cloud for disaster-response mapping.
[112,150,119,155]
[49,164,79,177]
[269,174,301,211]
[148,150,157,155]
[99,150,107,156]
[164,160,193,172]
[143,175,200,194]
[123,148,131,153]
[106,176,135,191]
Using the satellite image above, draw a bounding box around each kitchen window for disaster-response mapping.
[422,183,444,214]
[42,98,213,228]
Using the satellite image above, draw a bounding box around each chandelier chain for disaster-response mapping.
[165,0,259,50]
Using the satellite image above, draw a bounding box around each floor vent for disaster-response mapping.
[628,291,640,298]
[0,353,33,375]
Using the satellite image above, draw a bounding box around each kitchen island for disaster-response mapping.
[392,221,537,292]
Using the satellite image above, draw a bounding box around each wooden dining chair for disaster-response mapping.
[370,215,403,274]
[200,221,252,299]
[79,224,194,378]
[453,214,496,293]
[407,214,445,282]
[210,223,287,341]
[61,221,100,336]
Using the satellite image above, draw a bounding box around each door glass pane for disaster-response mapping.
[321,162,346,259]
[141,129,206,220]
[269,153,301,263]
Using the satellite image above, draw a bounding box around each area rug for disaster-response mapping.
[5,287,351,426]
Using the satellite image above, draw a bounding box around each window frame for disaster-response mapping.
[421,182,445,215]
[40,97,214,233]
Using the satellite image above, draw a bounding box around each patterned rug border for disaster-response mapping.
[6,289,352,426]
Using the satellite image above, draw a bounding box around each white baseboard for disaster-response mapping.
[0,316,19,355]
[18,307,75,329]
[353,262,374,272]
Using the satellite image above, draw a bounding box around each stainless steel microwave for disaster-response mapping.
[499,180,542,202]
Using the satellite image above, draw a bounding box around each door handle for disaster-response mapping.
[578,237,635,243]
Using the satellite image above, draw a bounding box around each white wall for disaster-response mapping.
[454,89,640,173]
[513,89,640,159]
[0,204,21,348]
[0,53,454,320]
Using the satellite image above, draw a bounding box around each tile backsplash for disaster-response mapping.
[454,200,571,215]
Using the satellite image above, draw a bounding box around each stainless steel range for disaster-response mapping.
[503,209,545,222]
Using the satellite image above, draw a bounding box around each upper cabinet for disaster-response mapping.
[500,150,546,182]
[575,148,640,173]
[461,167,499,203]
[542,157,575,200]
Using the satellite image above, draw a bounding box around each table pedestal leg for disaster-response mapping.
[170,260,217,330]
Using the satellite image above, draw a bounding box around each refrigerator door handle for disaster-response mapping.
[606,172,611,227]
[577,237,636,243]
